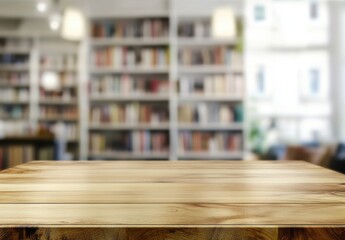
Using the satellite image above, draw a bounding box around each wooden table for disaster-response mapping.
[0,160,344,240]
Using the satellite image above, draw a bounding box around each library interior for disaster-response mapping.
[0,0,344,238]
[0,0,343,173]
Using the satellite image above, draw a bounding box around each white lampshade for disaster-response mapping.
[212,7,237,39]
[36,0,49,13]
[41,71,60,91]
[61,7,85,41]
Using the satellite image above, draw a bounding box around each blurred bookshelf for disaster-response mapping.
[0,4,245,161]
[38,41,80,159]
[88,16,171,160]
[0,37,32,137]
[176,16,245,160]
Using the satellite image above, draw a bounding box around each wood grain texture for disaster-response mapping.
[1,227,345,240]
[0,160,344,239]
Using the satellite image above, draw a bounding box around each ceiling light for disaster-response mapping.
[212,6,237,39]
[61,7,85,41]
[36,1,48,13]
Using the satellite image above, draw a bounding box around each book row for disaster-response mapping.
[40,88,77,101]
[40,55,77,69]
[92,19,169,38]
[92,47,169,67]
[178,103,243,124]
[0,146,33,169]
[178,21,211,38]
[179,47,232,65]
[0,73,29,85]
[90,103,169,124]
[90,131,169,153]
[0,106,28,120]
[91,75,169,96]
[180,74,244,95]
[0,54,29,65]
[0,89,29,101]
[39,106,78,119]
[179,131,243,152]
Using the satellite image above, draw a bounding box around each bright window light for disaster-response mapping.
[212,6,237,39]
[61,7,86,41]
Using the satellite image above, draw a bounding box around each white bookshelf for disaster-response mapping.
[88,15,171,160]
[82,2,245,160]
[0,1,245,161]
[0,37,32,126]
[175,12,245,160]
[37,40,80,160]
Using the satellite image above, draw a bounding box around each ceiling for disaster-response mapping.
[0,0,242,37]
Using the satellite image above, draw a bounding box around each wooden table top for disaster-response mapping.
[0,160,344,228]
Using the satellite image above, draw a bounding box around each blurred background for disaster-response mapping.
[0,0,344,173]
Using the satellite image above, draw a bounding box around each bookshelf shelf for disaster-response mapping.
[178,123,243,130]
[0,116,27,121]
[91,37,170,46]
[178,65,243,74]
[39,117,78,122]
[178,151,244,159]
[40,66,77,72]
[0,83,30,88]
[0,64,29,71]
[0,100,29,104]
[89,151,170,159]
[178,95,243,102]
[60,84,77,89]
[89,123,170,130]
[90,11,169,19]
[178,38,238,46]
[39,99,78,105]
[0,47,31,54]
[90,95,169,102]
[90,66,170,74]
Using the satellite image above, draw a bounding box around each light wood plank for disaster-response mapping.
[0,160,344,232]
[0,203,344,226]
